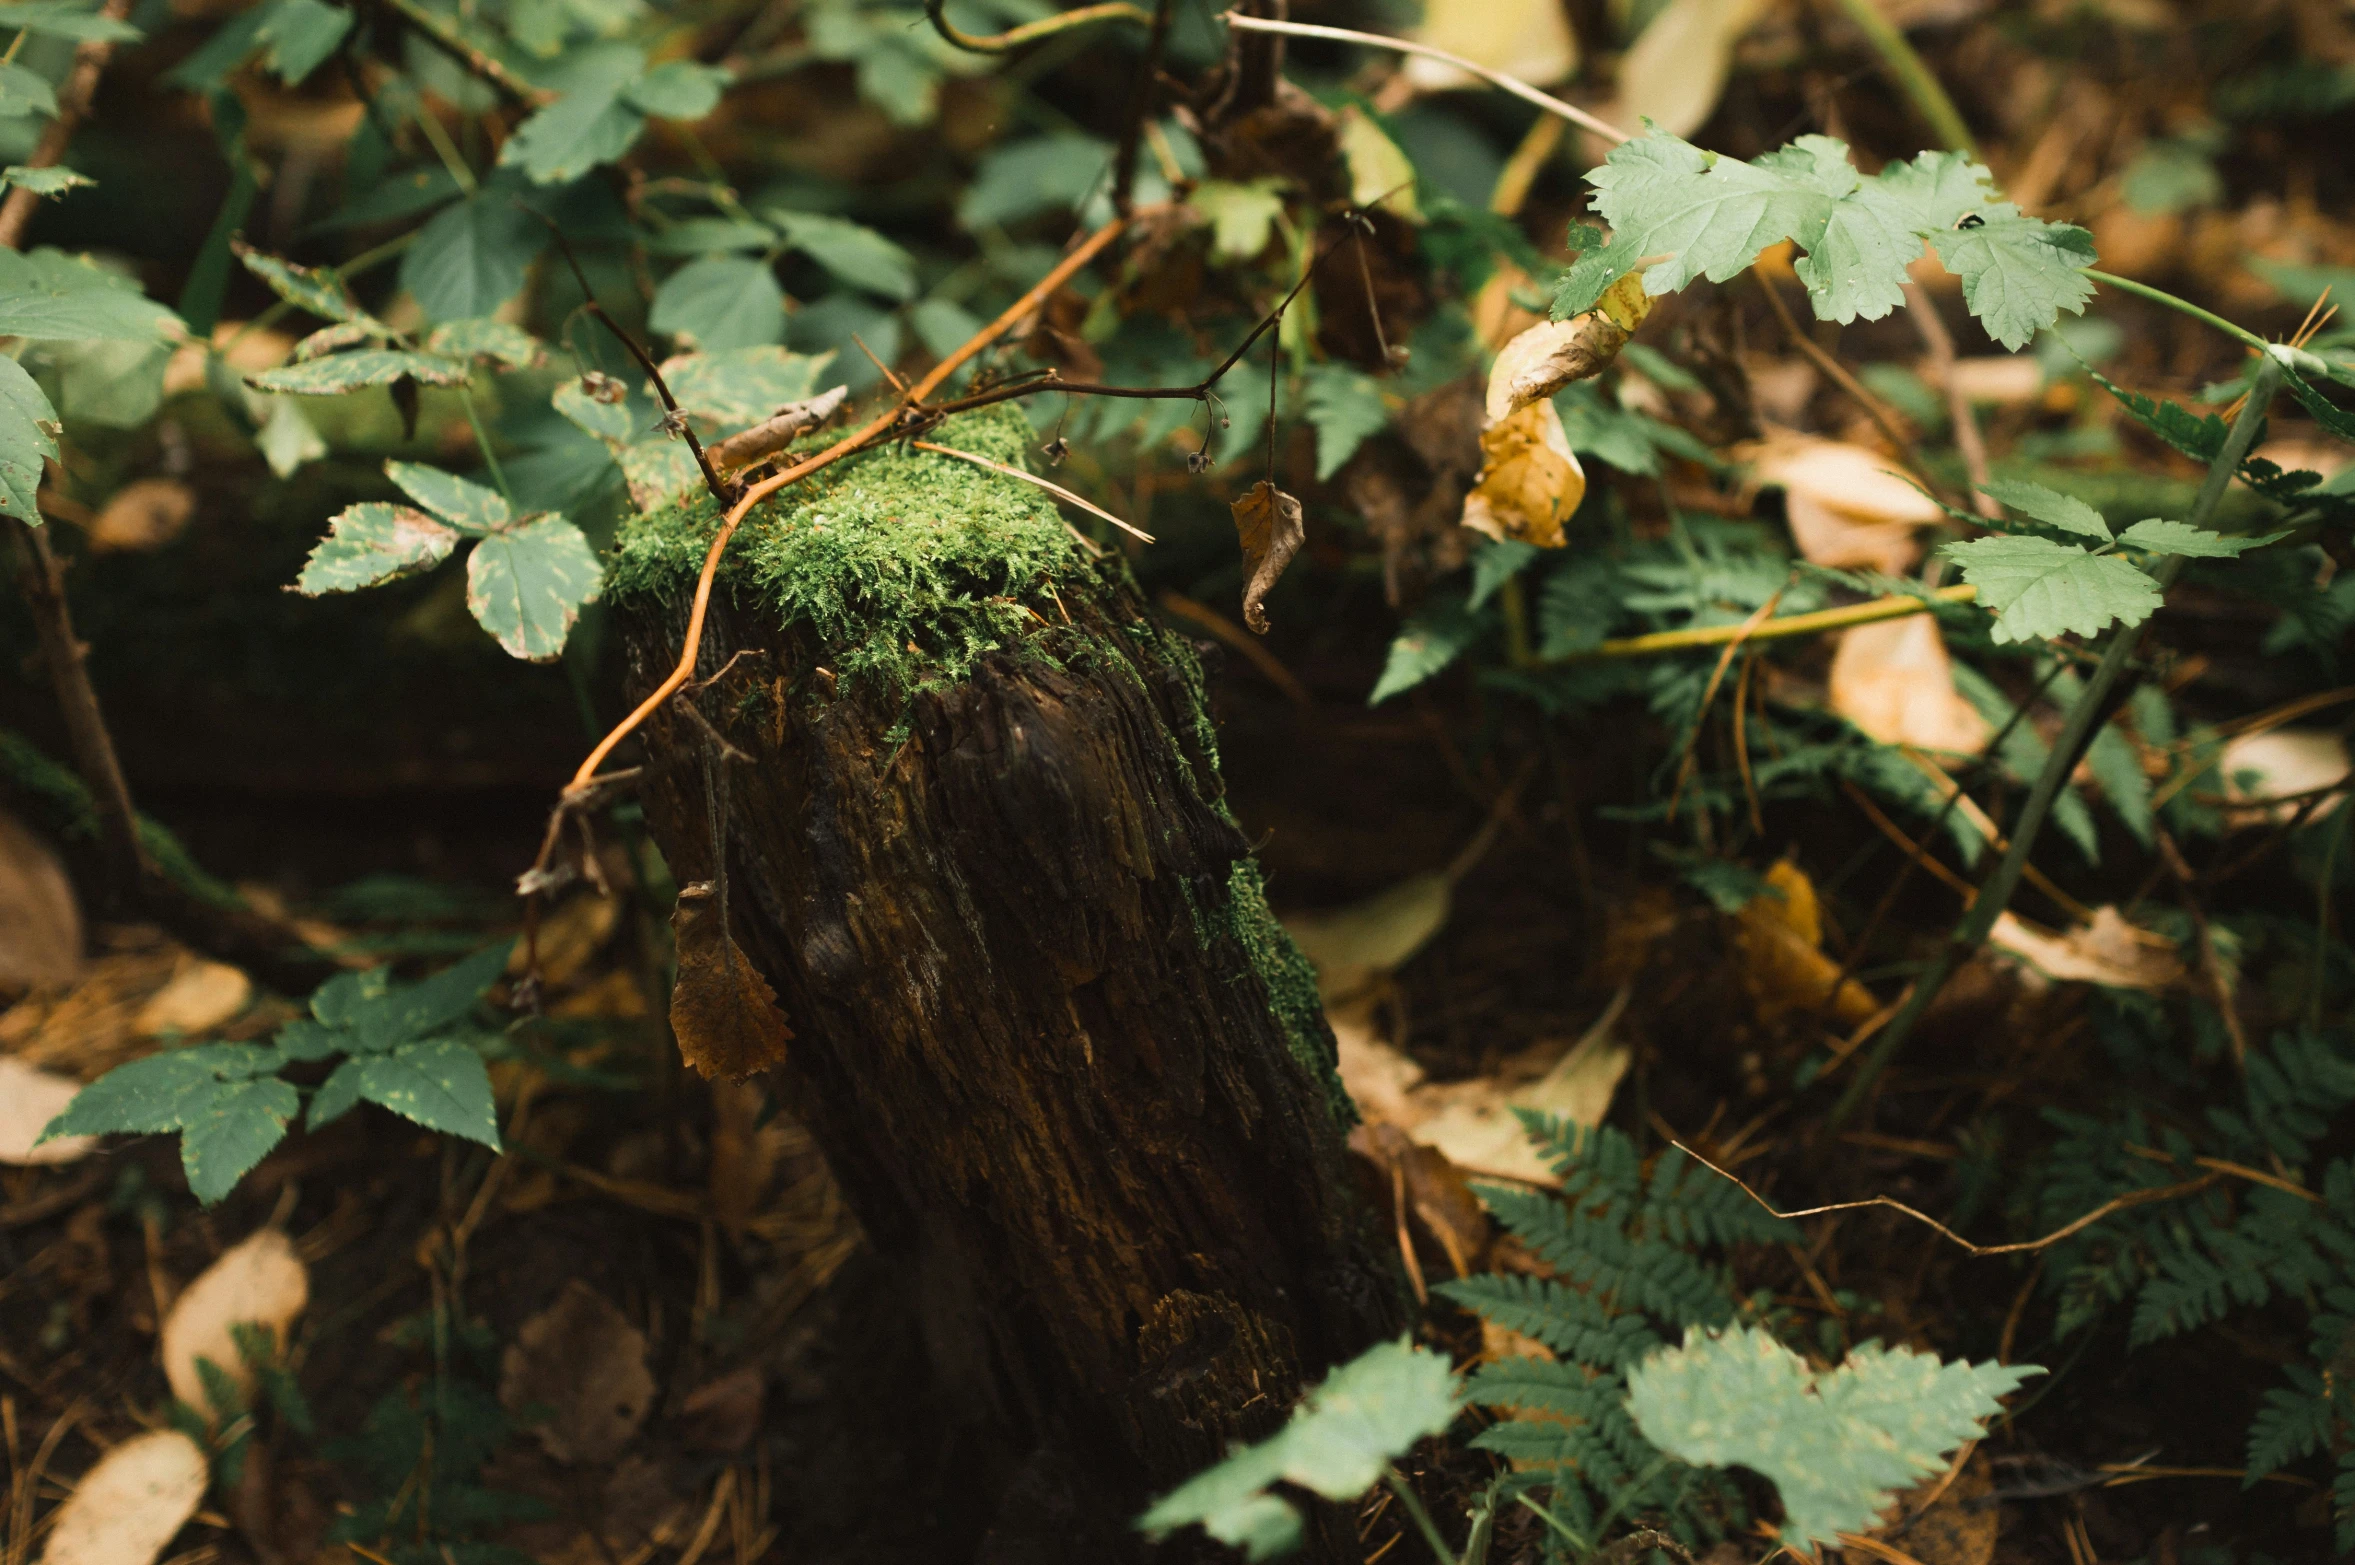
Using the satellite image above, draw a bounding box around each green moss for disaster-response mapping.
[1223,860,1356,1128]
[605,406,1086,696]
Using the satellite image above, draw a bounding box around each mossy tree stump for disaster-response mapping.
[608,412,1403,1555]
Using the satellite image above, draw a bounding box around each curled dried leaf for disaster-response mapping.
[1230,480,1305,635]
[669,882,793,1081]
[1483,277,1651,425]
[1461,400,1585,549]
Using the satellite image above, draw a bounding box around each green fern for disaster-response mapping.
[1437,1116,1795,1550]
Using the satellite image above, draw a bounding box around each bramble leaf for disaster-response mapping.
[0,354,61,524]
[1626,1326,2038,1547]
[247,350,468,394]
[500,54,646,184]
[662,345,829,424]
[178,1077,299,1204]
[234,242,364,323]
[465,516,602,660]
[307,1058,365,1129]
[295,503,461,593]
[622,59,728,121]
[0,1,142,43]
[0,249,183,341]
[0,163,92,196]
[423,318,541,369]
[772,210,916,301]
[1937,534,2161,643]
[2117,518,2282,558]
[385,460,509,533]
[351,1038,501,1148]
[1981,477,2112,540]
[255,0,351,84]
[399,190,547,324]
[0,62,57,118]
[650,255,786,351]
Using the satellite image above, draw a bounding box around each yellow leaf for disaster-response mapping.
[1230,480,1306,633]
[1483,308,1641,425]
[1612,0,1770,138]
[1830,616,1990,756]
[1405,0,1577,92]
[1462,400,1585,548]
[1337,107,1420,220]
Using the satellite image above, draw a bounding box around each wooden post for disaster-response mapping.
[609,416,1402,1553]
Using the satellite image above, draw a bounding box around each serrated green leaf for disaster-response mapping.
[44,1048,250,1137]
[662,344,827,424]
[1625,1326,2037,1547]
[0,354,60,524]
[399,190,547,323]
[353,1037,501,1148]
[423,317,540,368]
[772,210,915,301]
[650,254,786,351]
[291,319,376,361]
[1981,476,2112,540]
[0,61,56,117]
[1302,363,1387,481]
[1139,1339,1459,1561]
[272,1019,344,1063]
[1369,595,1482,705]
[552,374,636,444]
[2088,369,2226,462]
[0,249,183,341]
[296,502,460,593]
[959,132,1110,230]
[1927,216,2096,352]
[179,1076,300,1204]
[1189,177,1287,262]
[306,1057,366,1129]
[0,1,142,42]
[621,59,727,120]
[1937,535,2161,644]
[500,82,644,184]
[354,939,513,1051]
[386,459,509,533]
[235,243,363,322]
[310,966,389,1027]
[256,0,351,83]
[642,216,776,257]
[2116,518,2280,558]
[0,163,90,196]
[466,515,602,659]
[246,349,468,394]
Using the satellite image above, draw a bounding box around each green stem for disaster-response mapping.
[2085,268,2271,354]
[457,387,514,506]
[1383,1469,1457,1564]
[1825,0,1976,156]
[1828,358,2284,1127]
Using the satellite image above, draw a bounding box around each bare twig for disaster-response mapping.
[1752,268,1955,505]
[382,0,553,106]
[922,0,1152,53]
[1904,280,2001,521]
[911,440,1154,542]
[0,0,132,249]
[1111,0,1176,216]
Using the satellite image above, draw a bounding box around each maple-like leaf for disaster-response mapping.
[1937,535,2161,644]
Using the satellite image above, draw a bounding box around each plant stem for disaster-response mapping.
[1382,1469,1457,1563]
[1828,358,2284,1126]
[1825,0,1976,156]
[0,0,133,249]
[1544,584,1978,664]
[2085,269,2271,353]
[457,387,515,506]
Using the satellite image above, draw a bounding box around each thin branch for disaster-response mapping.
[1752,268,1955,506]
[381,0,553,106]
[1220,11,1630,146]
[0,0,132,249]
[1111,0,1175,216]
[912,440,1155,542]
[922,0,1152,53]
[534,212,732,505]
[1903,279,2001,521]
[1542,584,1978,664]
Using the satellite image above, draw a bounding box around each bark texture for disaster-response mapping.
[614,474,1401,1553]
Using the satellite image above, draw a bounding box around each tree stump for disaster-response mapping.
[608,412,1403,1554]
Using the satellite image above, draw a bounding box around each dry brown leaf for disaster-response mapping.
[0,1057,93,1165]
[163,322,295,394]
[1348,1121,1492,1278]
[2219,728,2348,822]
[1830,616,1991,756]
[1462,400,1585,549]
[161,1227,310,1415]
[90,479,195,553]
[134,957,252,1038]
[1988,907,2184,991]
[677,1365,767,1454]
[1404,0,1577,92]
[1230,480,1305,635]
[499,1280,656,1465]
[669,883,793,1081]
[511,891,620,989]
[1482,280,1651,425]
[0,806,79,993]
[1281,873,1451,1003]
[1944,356,2044,406]
[1734,861,1881,1027]
[1612,0,1771,138]
[39,1429,210,1565]
[1866,1448,1997,1565]
[1741,430,1940,573]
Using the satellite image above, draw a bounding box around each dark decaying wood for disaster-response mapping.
[620,552,1404,1557]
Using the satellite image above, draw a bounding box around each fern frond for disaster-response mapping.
[2247,1368,2335,1479]
[1437,1275,1662,1368]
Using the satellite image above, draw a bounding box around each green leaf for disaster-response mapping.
[2116,518,2280,558]
[1925,215,2098,352]
[290,319,376,361]
[1139,1339,1460,1561]
[0,1,143,42]
[661,344,828,424]
[356,939,513,1051]
[296,502,461,593]
[1937,534,2162,644]
[386,459,509,533]
[310,966,389,1028]
[621,59,727,120]
[254,396,326,477]
[1625,1326,2038,1547]
[306,1057,365,1129]
[552,374,636,444]
[1369,595,1482,705]
[959,133,1110,230]
[399,191,547,323]
[44,1046,266,1138]
[500,82,644,185]
[1302,363,1387,481]
[1469,539,1539,609]
[0,61,57,118]
[235,242,364,322]
[247,349,469,394]
[256,0,351,84]
[0,249,183,341]
[1189,177,1287,261]
[0,354,60,524]
[1981,476,2112,540]
[179,1076,300,1204]
[642,216,776,256]
[773,210,916,301]
[35,336,170,427]
[650,255,785,351]
[2089,369,2227,462]
[424,317,541,368]
[465,515,602,660]
[1,163,90,196]
[352,1037,500,1147]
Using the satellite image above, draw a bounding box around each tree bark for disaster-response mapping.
[618,545,1403,1556]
